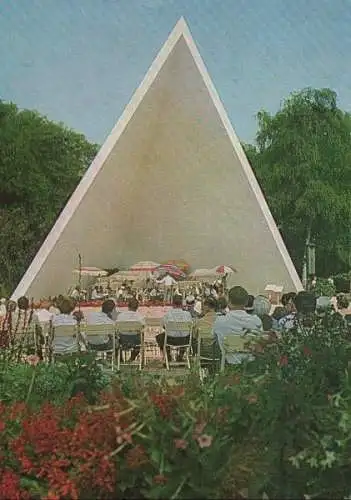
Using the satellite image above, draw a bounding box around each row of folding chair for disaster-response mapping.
[46,321,146,371]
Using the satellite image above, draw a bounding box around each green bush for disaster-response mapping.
[1,313,351,498]
[314,278,336,297]
[0,353,110,407]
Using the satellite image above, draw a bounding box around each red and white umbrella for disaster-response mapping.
[155,264,186,279]
[129,261,160,272]
[213,265,237,275]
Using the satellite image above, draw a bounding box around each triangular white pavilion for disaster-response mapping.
[12,17,302,300]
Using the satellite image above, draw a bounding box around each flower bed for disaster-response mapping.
[1,313,351,499]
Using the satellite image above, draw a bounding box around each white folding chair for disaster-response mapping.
[164,321,193,370]
[116,321,144,371]
[83,323,116,371]
[49,324,80,362]
[220,333,257,371]
[144,317,163,363]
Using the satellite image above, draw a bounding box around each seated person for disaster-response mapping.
[213,286,262,365]
[196,296,218,338]
[278,292,298,330]
[245,295,255,314]
[84,300,116,351]
[271,306,286,331]
[193,297,202,318]
[289,292,317,331]
[51,298,78,355]
[91,286,102,300]
[184,296,198,318]
[116,298,145,362]
[216,296,228,316]
[195,296,221,361]
[336,293,350,316]
[253,295,273,332]
[156,295,193,362]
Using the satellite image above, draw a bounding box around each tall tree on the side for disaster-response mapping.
[0,101,99,294]
[245,88,351,277]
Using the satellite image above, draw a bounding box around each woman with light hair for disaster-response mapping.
[253,295,273,332]
[336,293,350,315]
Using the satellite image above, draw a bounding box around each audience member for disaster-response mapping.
[51,297,78,355]
[271,306,286,331]
[245,294,255,314]
[156,295,192,362]
[195,296,218,337]
[84,300,116,351]
[213,286,262,365]
[116,298,145,361]
[336,294,350,316]
[253,295,272,332]
[216,296,228,316]
[289,291,317,330]
[278,292,298,330]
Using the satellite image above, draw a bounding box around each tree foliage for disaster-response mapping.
[245,88,351,277]
[0,101,99,294]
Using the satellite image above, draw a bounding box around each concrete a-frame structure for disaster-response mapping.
[12,18,302,300]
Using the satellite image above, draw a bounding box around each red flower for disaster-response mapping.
[278,355,288,367]
[174,438,188,450]
[153,474,168,485]
[0,469,27,500]
[24,354,40,366]
[303,345,312,357]
[0,421,5,433]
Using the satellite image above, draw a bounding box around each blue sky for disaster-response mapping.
[1,0,351,145]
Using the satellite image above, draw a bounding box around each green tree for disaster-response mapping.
[0,101,99,294]
[247,88,351,277]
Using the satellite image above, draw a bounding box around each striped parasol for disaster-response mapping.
[212,265,237,275]
[162,259,190,273]
[129,261,160,272]
[155,263,186,279]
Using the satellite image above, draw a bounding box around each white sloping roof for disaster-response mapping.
[11,17,302,300]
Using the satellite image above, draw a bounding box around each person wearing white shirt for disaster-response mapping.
[51,298,78,355]
[213,286,262,365]
[159,274,177,302]
[91,286,102,300]
[116,298,145,361]
[156,295,193,362]
[84,299,117,350]
[194,297,202,317]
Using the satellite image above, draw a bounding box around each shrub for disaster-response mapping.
[0,353,110,407]
[1,313,351,499]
